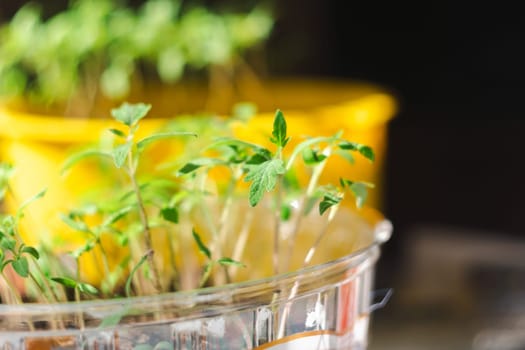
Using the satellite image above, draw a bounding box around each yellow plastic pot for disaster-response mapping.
[0,79,396,285]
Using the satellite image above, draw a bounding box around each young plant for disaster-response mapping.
[0,102,375,308]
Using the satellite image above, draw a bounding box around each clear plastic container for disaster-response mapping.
[0,215,392,350]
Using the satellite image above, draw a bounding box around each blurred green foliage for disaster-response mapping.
[0,0,273,104]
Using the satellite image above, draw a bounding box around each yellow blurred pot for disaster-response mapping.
[0,79,396,285]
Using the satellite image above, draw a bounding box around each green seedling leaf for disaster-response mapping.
[102,206,134,227]
[192,228,211,259]
[338,141,375,162]
[109,128,126,138]
[281,204,292,221]
[60,214,92,234]
[160,206,178,224]
[63,150,112,174]
[207,137,268,155]
[217,257,246,267]
[0,237,16,251]
[244,159,285,206]
[286,136,336,170]
[334,149,355,164]
[319,193,342,215]
[0,163,14,199]
[199,262,213,288]
[302,148,327,165]
[177,158,226,175]
[270,109,289,148]
[16,188,46,220]
[70,240,96,259]
[77,282,99,296]
[111,103,151,127]
[136,132,197,151]
[61,150,112,175]
[113,142,132,168]
[125,250,153,297]
[51,276,78,289]
[348,182,372,208]
[12,257,29,278]
[21,246,39,260]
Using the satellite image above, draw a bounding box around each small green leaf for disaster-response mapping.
[319,193,342,215]
[192,228,211,260]
[358,146,375,162]
[334,149,355,165]
[270,109,289,148]
[77,282,99,296]
[244,159,285,207]
[177,158,226,175]
[12,257,29,278]
[111,103,151,127]
[125,250,152,297]
[339,142,375,162]
[113,142,132,168]
[51,276,78,289]
[349,182,372,208]
[102,206,134,227]
[160,206,178,224]
[286,136,336,171]
[136,132,197,151]
[199,262,213,287]
[109,128,126,138]
[70,240,96,259]
[21,246,40,260]
[302,148,327,165]
[0,237,16,251]
[60,214,92,234]
[281,204,292,221]
[61,150,112,175]
[16,188,46,220]
[217,257,246,267]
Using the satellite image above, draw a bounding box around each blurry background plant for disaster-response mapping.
[0,0,273,116]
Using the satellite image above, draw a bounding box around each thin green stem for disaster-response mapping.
[126,148,162,293]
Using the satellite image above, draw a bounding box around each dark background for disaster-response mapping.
[2,2,524,347]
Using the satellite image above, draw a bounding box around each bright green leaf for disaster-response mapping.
[217,257,246,267]
[269,109,289,148]
[160,206,178,224]
[60,214,92,234]
[102,206,134,227]
[192,228,211,259]
[286,136,336,171]
[21,246,40,260]
[111,103,151,127]
[109,128,126,138]
[349,182,371,208]
[61,150,112,175]
[113,142,132,168]
[77,282,99,296]
[302,148,327,165]
[319,193,342,215]
[16,188,46,220]
[244,159,285,207]
[51,276,78,289]
[12,257,29,278]
[136,132,197,151]
[177,158,226,176]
